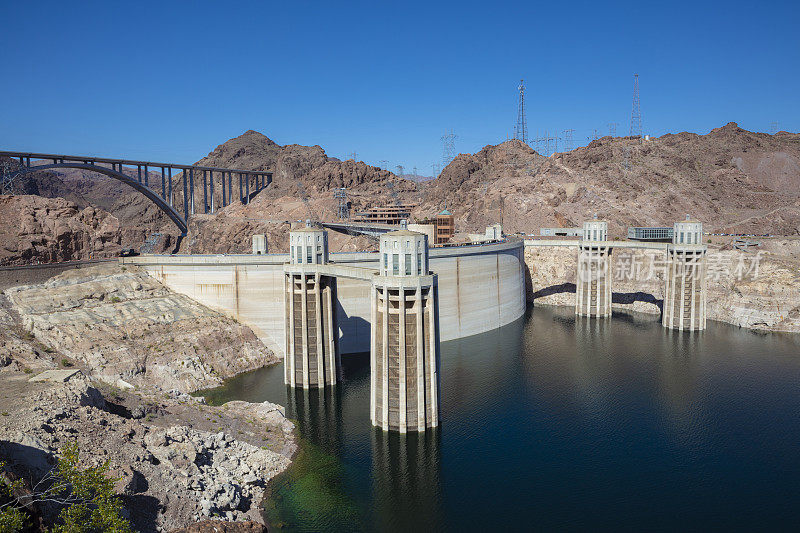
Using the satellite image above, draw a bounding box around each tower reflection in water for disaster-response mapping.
[284,385,344,453]
[371,428,443,531]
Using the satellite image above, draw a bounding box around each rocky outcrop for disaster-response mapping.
[421,123,800,236]
[0,195,123,265]
[4,263,278,392]
[0,372,293,532]
[524,240,800,333]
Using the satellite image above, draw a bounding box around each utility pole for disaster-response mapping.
[630,73,642,139]
[441,130,457,169]
[514,79,528,144]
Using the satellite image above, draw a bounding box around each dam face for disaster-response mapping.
[124,239,526,356]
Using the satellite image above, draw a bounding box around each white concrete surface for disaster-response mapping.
[123,239,526,356]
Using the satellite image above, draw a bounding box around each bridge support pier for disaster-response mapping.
[371,229,439,433]
[663,218,707,331]
[576,219,612,318]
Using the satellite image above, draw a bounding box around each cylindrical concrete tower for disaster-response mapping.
[284,226,338,388]
[663,217,707,331]
[576,218,612,317]
[371,229,440,433]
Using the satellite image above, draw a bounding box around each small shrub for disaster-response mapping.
[61,358,73,368]
[22,368,33,375]
[1,412,8,416]
[109,296,121,304]
[1,444,132,533]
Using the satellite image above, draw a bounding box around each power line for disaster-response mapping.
[630,73,642,139]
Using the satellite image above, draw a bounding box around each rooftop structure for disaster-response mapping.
[627,227,673,241]
[540,227,582,237]
[352,204,415,225]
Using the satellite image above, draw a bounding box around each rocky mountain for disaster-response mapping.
[419,123,800,236]
[5,123,800,266]
[0,195,123,265]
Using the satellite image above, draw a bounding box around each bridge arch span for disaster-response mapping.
[10,162,188,235]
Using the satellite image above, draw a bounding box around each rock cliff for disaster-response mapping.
[0,195,123,265]
[4,264,277,392]
[524,239,800,333]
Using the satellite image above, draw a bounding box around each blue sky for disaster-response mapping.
[1,0,797,175]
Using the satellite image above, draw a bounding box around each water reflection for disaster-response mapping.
[205,305,800,532]
[284,386,344,454]
[370,429,443,531]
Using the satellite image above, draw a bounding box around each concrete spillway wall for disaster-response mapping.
[123,239,526,356]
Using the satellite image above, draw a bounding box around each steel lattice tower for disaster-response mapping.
[514,79,528,144]
[630,74,642,139]
[334,187,349,220]
[562,129,575,152]
[441,130,457,168]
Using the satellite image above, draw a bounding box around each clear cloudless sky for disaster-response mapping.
[1,0,798,174]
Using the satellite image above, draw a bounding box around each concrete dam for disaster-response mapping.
[123,238,527,357]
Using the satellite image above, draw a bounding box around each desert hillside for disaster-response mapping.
[418,123,800,236]
[4,123,799,265]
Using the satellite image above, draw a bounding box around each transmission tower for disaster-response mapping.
[608,122,618,137]
[534,131,557,156]
[441,130,457,168]
[348,152,357,161]
[396,164,404,176]
[1,160,21,194]
[630,73,642,139]
[412,166,418,181]
[334,187,349,220]
[514,79,528,144]
[379,160,389,170]
[386,181,401,205]
[589,129,600,141]
[431,163,440,177]
[770,121,779,135]
[562,129,575,151]
[296,180,318,223]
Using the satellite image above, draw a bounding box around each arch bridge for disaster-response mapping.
[0,151,273,235]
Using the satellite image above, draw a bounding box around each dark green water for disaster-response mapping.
[202,306,800,531]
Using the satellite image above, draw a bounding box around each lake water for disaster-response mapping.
[202,306,800,531]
